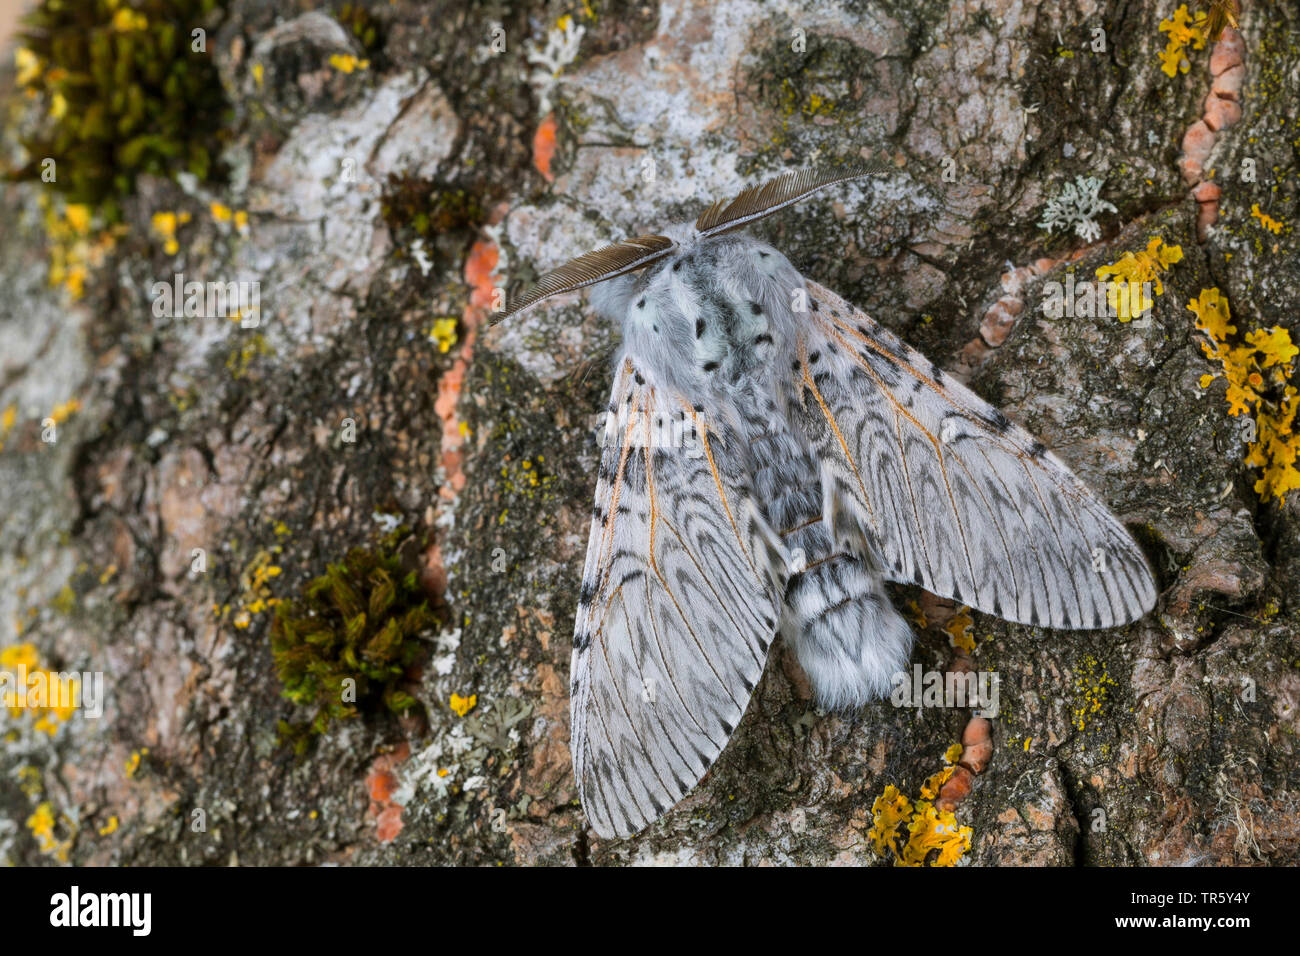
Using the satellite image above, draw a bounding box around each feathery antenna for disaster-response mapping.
[694,162,894,238]
[492,164,894,324]
[492,235,676,325]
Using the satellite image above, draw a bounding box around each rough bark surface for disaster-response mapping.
[1,0,1298,866]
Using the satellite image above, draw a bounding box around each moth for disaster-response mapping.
[494,166,1157,839]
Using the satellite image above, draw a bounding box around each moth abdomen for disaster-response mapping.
[782,546,914,710]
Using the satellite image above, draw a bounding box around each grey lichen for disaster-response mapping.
[1038,174,1119,244]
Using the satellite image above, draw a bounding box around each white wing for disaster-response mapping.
[571,358,786,838]
[790,281,1156,630]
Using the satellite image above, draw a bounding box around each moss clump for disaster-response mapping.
[334,2,386,61]
[270,532,434,752]
[9,0,230,220]
[380,175,500,267]
[381,176,493,237]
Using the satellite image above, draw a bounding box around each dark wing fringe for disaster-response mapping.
[492,234,676,325]
[694,162,894,237]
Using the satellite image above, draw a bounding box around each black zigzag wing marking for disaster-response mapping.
[570,359,785,839]
[790,281,1156,630]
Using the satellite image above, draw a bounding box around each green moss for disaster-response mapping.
[270,530,434,752]
[224,332,271,379]
[8,0,231,220]
[50,585,77,616]
[379,175,500,269]
[381,177,492,239]
[334,2,386,60]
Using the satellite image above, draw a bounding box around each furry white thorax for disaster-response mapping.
[591,229,805,413]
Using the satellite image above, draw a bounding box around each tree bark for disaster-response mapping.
[1,0,1297,866]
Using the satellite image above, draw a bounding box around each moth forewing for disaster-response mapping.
[570,360,785,838]
[792,280,1157,629]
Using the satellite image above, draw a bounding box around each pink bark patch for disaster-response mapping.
[375,805,404,843]
[533,113,558,182]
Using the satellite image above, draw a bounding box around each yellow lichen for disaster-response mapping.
[899,800,972,867]
[450,692,477,717]
[124,747,149,778]
[919,765,955,800]
[1,643,80,734]
[498,455,559,503]
[1250,204,1285,235]
[1157,4,1209,78]
[904,599,927,628]
[866,784,911,857]
[209,202,250,234]
[943,606,976,653]
[17,765,42,799]
[224,548,283,630]
[26,800,73,861]
[50,398,81,425]
[1192,288,1300,503]
[1094,237,1183,321]
[111,8,149,31]
[14,47,42,86]
[151,210,192,255]
[225,332,272,378]
[867,750,972,867]
[1072,654,1116,731]
[430,317,459,354]
[41,196,121,300]
[328,53,370,73]
[0,403,17,452]
[64,204,91,233]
